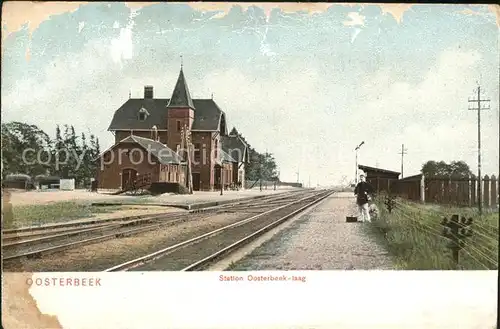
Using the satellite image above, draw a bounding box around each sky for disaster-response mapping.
[2,2,499,186]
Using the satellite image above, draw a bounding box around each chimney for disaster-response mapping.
[144,85,154,99]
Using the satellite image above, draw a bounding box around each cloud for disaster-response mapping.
[109,10,136,66]
[342,48,499,179]
[4,44,497,184]
[343,12,365,27]
[1,4,498,186]
[2,2,429,41]
[458,5,500,27]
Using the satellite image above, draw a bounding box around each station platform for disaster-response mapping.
[7,186,302,207]
[227,192,394,270]
[144,186,302,209]
[91,187,304,210]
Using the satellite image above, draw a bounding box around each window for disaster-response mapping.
[214,140,218,158]
[194,143,201,162]
[176,121,181,132]
[138,108,149,121]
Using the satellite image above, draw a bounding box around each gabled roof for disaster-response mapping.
[358,165,400,176]
[100,135,184,165]
[167,68,195,109]
[219,149,238,164]
[107,99,224,131]
[221,134,248,163]
[399,174,423,181]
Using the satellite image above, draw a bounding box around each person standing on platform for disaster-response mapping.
[354,174,375,222]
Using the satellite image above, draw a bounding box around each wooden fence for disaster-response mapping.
[389,174,499,208]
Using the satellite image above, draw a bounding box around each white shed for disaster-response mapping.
[59,179,75,191]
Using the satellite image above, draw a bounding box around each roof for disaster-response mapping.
[399,174,423,181]
[167,68,195,109]
[221,134,248,163]
[219,149,238,164]
[358,165,400,176]
[106,135,184,165]
[108,68,228,132]
[35,175,60,181]
[4,174,32,181]
[108,98,225,131]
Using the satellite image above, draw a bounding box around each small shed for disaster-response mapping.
[35,175,61,189]
[358,165,400,194]
[60,178,76,191]
[2,174,35,190]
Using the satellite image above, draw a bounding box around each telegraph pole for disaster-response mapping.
[355,141,364,184]
[468,85,490,215]
[259,154,263,192]
[399,144,408,178]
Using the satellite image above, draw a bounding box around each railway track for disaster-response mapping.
[2,215,190,261]
[2,189,307,238]
[2,189,314,262]
[104,189,333,272]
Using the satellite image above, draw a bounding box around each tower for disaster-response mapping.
[166,65,196,152]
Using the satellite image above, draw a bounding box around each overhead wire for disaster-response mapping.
[377,198,497,269]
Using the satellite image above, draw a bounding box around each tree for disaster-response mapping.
[1,122,52,178]
[421,160,472,178]
[448,161,473,178]
[244,148,278,182]
[2,121,102,188]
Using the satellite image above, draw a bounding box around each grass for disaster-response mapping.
[2,201,124,229]
[368,196,499,270]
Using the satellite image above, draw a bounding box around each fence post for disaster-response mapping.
[420,174,425,203]
[467,176,471,207]
[443,179,450,204]
[490,175,498,208]
[483,175,490,208]
[471,177,476,206]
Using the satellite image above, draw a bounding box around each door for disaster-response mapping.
[214,166,221,190]
[192,173,201,191]
[122,168,137,189]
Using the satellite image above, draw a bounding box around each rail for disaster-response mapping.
[104,189,333,272]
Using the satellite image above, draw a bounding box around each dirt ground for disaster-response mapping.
[58,206,182,226]
[4,189,139,206]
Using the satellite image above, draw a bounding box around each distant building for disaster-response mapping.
[98,66,249,191]
[2,174,35,190]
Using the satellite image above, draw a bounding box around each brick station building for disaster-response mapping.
[96,66,249,191]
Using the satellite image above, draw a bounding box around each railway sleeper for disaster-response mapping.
[26,252,42,259]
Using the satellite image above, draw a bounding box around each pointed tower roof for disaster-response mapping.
[229,127,239,136]
[167,67,195,109]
